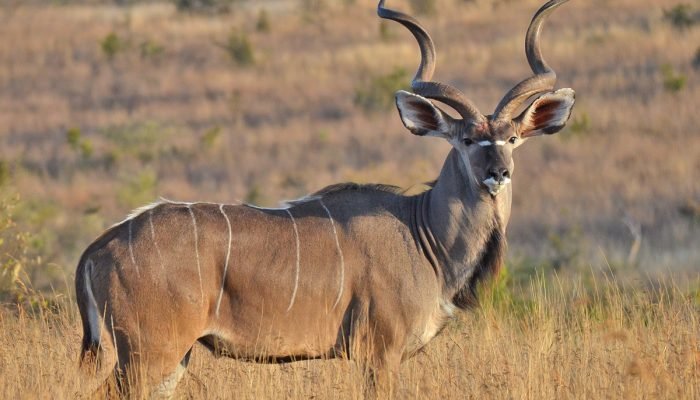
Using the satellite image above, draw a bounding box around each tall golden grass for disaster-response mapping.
[0,272,697,399]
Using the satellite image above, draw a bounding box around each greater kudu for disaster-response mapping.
[76,0,575,397]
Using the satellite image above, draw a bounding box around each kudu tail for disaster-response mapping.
[76,256,107,375]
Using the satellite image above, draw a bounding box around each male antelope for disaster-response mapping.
[76,0,575,396]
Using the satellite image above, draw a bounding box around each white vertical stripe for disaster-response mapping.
[187,205,204,303]
[149,210,165,272]
[216,204,233,317]
[285,209,301,312]
[319,200,345,310]
[128,219,140,276]
[110,314,119,365]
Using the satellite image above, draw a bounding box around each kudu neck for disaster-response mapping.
[431,149,482,206]
[418,149,502,297]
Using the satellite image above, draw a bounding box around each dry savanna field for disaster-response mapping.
[0,0,698,398]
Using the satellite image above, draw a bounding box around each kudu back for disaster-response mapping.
[76,0,576,397]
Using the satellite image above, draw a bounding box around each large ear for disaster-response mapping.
[395,90,456,138]
[514,88,575,138]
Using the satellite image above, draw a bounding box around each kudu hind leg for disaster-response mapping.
[364,351,401,399]
[109,325,198,399]
[352,323,403,398]
[362,311,406,399]
[152,348,193,398]
[344,302,404,398]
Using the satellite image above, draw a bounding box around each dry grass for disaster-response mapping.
[0,274,698,399]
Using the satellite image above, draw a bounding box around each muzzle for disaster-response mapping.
[483,167,511,196]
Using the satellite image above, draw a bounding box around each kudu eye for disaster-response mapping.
[508,136,518,144]
[463,138,474,146]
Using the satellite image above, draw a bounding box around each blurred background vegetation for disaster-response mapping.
[0,0,698,304]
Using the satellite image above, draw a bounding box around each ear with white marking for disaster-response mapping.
[515,88,575,138]
[395,90,456,139]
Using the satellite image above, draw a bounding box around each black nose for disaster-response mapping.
[488,167,510,182]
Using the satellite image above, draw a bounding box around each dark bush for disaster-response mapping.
[663,4,697,30]
[172,0,239,13]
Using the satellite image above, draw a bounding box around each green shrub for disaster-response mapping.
[256,9,271,33]
[567,111,591,137]
[66,127,93,159]
[201,126,222,149]
[244,184,265,205]
[66,127,80,148]
[221,31,255,66]
[485,265,513,309]
[660,63,687,93]
[354,67,409,113]
[100,32,126,60]
[139,39,165,60]
[693,47,700,69]
[79,141,94,159]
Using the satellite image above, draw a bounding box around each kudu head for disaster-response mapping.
[378,0,575,197]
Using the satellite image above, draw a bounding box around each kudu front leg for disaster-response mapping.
[362,345,402,399]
